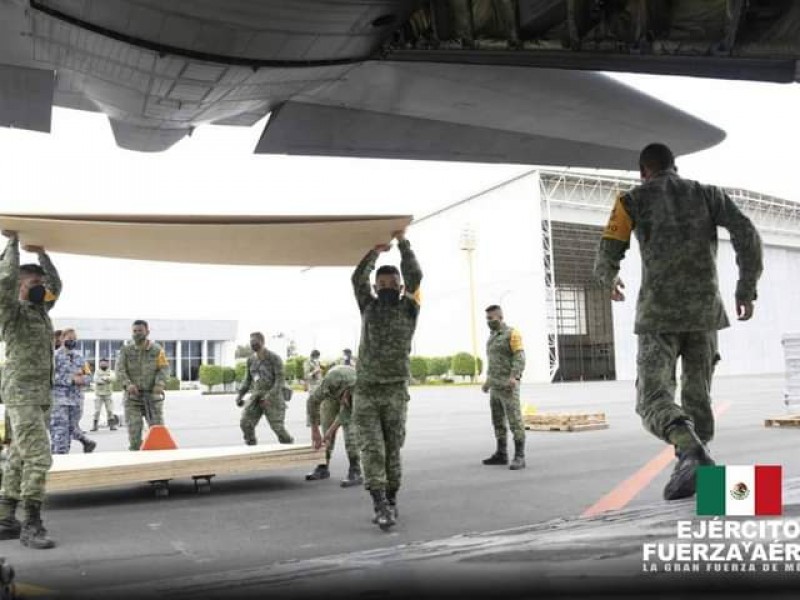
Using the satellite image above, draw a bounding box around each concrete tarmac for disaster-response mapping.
[4,375,798,599]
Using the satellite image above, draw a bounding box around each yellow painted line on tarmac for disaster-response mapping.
[582,401,733,517]
[15,582,57,597]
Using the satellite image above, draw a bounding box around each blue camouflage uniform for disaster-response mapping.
[50,348,92,454]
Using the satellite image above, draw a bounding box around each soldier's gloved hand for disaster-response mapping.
[152,384,164,397]
[235,396,244,408]
[481,382,490,393]
[126,384,139,396]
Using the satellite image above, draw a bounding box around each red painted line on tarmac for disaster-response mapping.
[581,401,732,518]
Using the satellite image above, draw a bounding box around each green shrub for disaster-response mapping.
[410,356,429,383]
[428,356,451,377]
[235,361,247,383]
[452,352,479,380]
[165,376,180,391]
[222,366,236,385]
[199,365,223,392]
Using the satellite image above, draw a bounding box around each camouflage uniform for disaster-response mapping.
[352,239,422,496]
[115,341,170,451]
[307,365,359,467]
[93,366,115,425]
[238,350,293,444]
[486,324,526,444]
[303,358,323,393]
[594,169,763,446]
[50,347,92,454]
[0,238,60,505]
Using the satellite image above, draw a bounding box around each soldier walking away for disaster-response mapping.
[481,305,527,470]
[115,320,170,451]
[236,332,294,445]
[50,328,96,454]
[303,350,323,393]
[0,231,60,549]
[91,357,117,431]
[351,229,422,531]
[594,143,763,501]
[305,365,362,487]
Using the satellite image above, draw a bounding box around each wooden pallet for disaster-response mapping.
[764,414,800,428]
[524,412,608,432]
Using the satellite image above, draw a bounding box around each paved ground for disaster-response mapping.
[4,374,799,599]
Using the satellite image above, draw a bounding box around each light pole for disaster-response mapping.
[460,226,479,380]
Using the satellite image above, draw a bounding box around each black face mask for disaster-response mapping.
[377,288,400,306]
[63,339,77,349]
[250,343,262,352]
[28,285,46,305]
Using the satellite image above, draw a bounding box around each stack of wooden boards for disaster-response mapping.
[48,445,325,494]
[524,412,609,433]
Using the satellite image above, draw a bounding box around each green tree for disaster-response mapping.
[235,361,247,384]
[199,365,223,392]
[410,356,429,383]
[452,352,479,381]
[285,356,306,382]
[222,366,236,391]
[428,356,451,378]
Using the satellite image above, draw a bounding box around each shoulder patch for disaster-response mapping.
[509,329,524,353]
[156,349,169,369]
[44,290,57,302]
[602,193,633,242]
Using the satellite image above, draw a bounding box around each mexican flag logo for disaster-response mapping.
[697,465,782,516]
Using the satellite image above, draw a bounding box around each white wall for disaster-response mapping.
[613,238,800,380]
[409,173,550,382]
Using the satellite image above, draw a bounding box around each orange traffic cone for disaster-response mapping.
[141,425,178,450]
[140,393,178,451]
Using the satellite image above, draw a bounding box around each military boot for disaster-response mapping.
[663,420,715,501]
[0,498,21,541]
[20,501,55,550]
[109,417,118,431]
[82,438,97,453]
[386,489,399,520]
[482,439,508,465]
[340,459,364,488]
[90,419,99,432]
[369,489,395,531]
[509,439,526,470]
[305,464,330,481]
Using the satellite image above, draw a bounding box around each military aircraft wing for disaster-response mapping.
[12,0,800,163]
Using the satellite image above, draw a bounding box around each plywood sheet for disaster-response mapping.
[48,444,325,492]
[0,213,412,266]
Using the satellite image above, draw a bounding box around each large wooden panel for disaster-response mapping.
[48,444,325,492]
[0,213,412,266]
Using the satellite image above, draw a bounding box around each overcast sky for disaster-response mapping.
[0,72,798,356]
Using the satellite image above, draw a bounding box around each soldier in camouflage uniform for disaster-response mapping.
[481,305,526,470]
[337,348,357,368]
[305,365,362,487]
[115,320,170,451]
[236,332,294,445]
[50,328,95,454]
[303,350,323,394]
[352,229,422,531]
[91,357,117,431]
[0,232,60,549]
[594,143,763,501]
